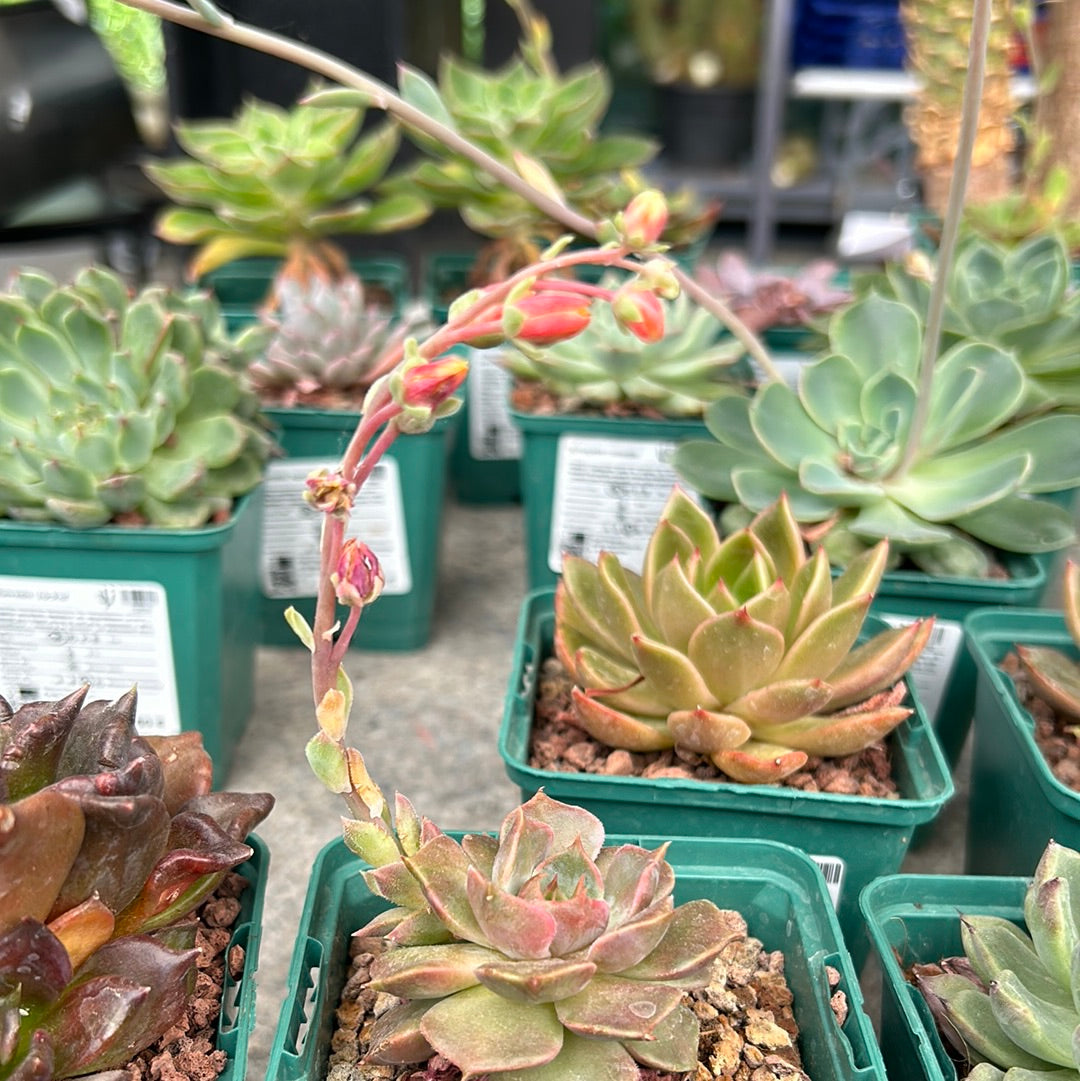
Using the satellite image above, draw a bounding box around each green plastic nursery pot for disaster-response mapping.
[511,408,710,591]
[258,407,454,651]
[426,252,522,505]
[498,589,954,965]
[202,254,411,331]
[868,553,1049,774]
[217,833,270,1081]
[0,490,262,783]
[860,872,1027,1081]
[964,607,1080,876]
[265,832,886,1081]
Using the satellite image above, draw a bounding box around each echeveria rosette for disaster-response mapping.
[555,488,931,784]
[500,274,747,416]
[385,54,713,257]
[674,293,1080,577]
[915,840,1080,1081]
[0,686,274,1080]
[1015,559,1080,720]
[0,265,275,529]
[237,274,433,407]
[879,232,1080,411]
[345,791,740,1080]
[145,95,431,281]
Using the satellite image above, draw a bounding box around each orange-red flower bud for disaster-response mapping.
[612,286,665,343]
[400,356,469,409]
[622,189,669,247]
[332,539,385,609]
[453,291,591,348]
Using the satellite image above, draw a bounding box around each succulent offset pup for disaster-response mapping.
[501,273,746,416]
[0,266,274,529]
[555,488,932,783]
[915,839,1080,1081]
[0,685,274,1081]
[343,789,739,1079]
[1014,559,1080,719]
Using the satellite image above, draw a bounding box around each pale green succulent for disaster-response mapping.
[383,33,714,262]
[145,94,431,281]
[556,487,931,783]
[916,840,1080,1081]
[876,233,1080,410]
[0,266,274,528]
[501,276,746,415]
[338,789,738,1080]
[674,292,1080,577]
[237,274,433,407]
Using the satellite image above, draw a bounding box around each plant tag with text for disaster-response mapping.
[0,575,180,735]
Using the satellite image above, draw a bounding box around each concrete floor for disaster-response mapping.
[223,495,976,1080]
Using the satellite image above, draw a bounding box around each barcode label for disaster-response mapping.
[260,457,412,598]
[0,576,180,736]
[879,614,963,723]
[548,435,699,574]
[467,349,522,461]
[120,588,157,609]
[809,854,846,910]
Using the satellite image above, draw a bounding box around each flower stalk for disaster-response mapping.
[111,0,781,381]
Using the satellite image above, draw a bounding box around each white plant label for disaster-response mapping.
[809,854,846,910]
[467,350,522,461]
[260,457,412,599]
[748,354,808,389]
[0,575,180,735]
[548,434,688,574]
[880,614,963,722]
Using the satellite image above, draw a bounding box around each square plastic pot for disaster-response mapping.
[860,871,1026,1081]
[201,255,411,331]
[218,833,271,1081]
[258,407,455,651]
[964,606,1080,876]
[868,553,1050,774]
[266,832,886,1081]
[510,409,711,591]
[0,489,263,784]
[498,589,954,966]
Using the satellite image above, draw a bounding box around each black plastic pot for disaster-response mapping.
[0,0,138,216]
[657,83,757,168]
[164,0,459,121]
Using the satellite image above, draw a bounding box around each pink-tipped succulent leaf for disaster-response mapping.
[555,488,932,783]
[358,791,741,1078]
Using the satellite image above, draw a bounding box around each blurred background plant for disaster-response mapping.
[383,0,717,281]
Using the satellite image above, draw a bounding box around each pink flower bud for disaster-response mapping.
[612,286,665,342]
[400,356,469,409]
[304,469,356,518]
[622,190,669,247]
[332,539,385,609]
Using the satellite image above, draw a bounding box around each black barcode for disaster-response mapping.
[121,589,156,609]
[926,622,951,648]
[561,532,587,559]
[814,859,844,884]
[269,557,296,592]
